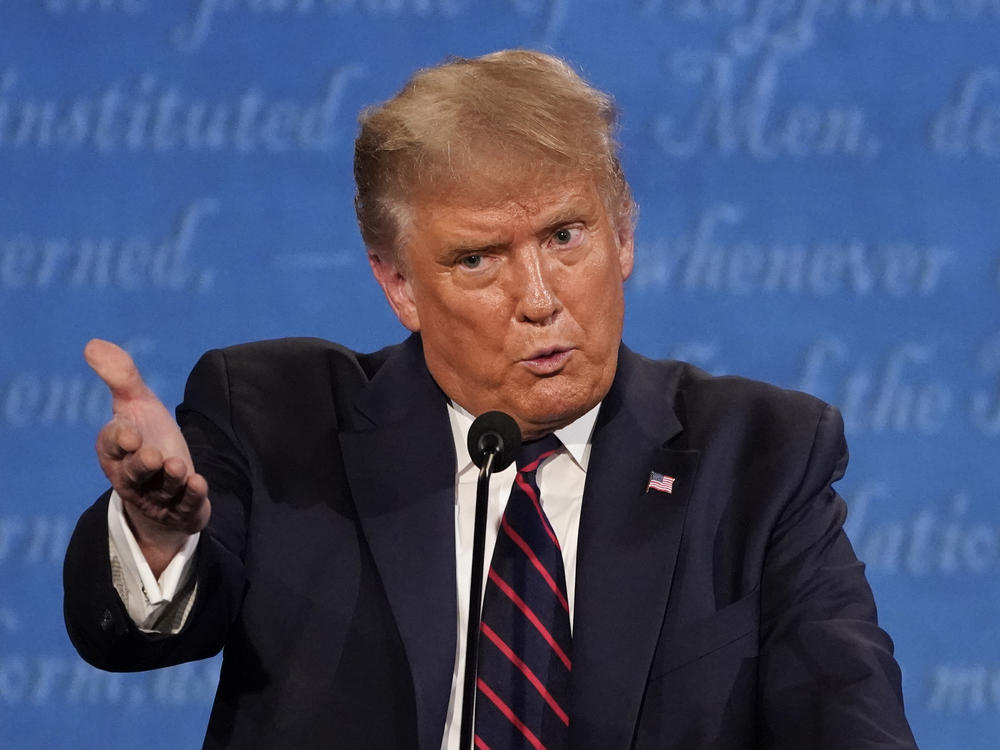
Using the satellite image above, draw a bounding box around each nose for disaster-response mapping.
[513,246,561,324]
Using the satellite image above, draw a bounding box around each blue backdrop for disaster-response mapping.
[2,2,998,747]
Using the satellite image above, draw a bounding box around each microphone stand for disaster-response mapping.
[458,450,495,750]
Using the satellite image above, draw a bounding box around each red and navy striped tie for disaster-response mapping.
[475,434,571,750]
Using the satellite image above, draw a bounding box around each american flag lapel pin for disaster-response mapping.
[646,470,675,494]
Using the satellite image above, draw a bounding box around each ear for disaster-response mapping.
[616,226,635,281]
[369,252,421,332]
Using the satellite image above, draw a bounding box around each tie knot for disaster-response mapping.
[516,433,562,472]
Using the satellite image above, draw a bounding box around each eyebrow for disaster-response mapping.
[435,195,596,263]
[539,210,587,235]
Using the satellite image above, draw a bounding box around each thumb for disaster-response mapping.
[84,339,153,402]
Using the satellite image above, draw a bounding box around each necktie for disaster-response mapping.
[475,434,571,750]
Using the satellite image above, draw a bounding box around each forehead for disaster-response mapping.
[404,170,605,241]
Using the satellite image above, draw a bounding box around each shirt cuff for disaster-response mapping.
[107,491,200,631]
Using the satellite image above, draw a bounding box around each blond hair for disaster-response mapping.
[354,49,636,265]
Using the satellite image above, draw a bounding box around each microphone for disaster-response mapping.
[460,410,521,750]
[467,410,521,471]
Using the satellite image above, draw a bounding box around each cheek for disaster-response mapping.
[425,309,508,376]
[419,276,507,322]
[427,289,512,345]
[575,282,625,360]
[567,264,625,321]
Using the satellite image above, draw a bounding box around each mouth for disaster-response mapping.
[520,347,574,376]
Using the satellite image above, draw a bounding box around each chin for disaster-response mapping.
[514,395,592,435]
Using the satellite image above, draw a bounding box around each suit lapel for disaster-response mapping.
[571,347,700,750]
[337,335,457,750]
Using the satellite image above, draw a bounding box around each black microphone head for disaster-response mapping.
[467,411,521,471]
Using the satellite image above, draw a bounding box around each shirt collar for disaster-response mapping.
[448,400,600,475]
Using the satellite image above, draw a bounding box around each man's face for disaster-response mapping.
[371,172,634,439]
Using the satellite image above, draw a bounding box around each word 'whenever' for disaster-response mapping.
[633,205,952,297]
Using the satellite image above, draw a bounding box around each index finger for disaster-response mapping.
[96,418,142,461]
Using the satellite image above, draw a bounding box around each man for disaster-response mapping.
[64,50,917,749]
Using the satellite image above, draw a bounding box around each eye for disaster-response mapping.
[550,226,584,248]
[459,254,482,269]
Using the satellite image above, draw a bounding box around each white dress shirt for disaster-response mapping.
[442,402,597,750]
[107,401,599,748]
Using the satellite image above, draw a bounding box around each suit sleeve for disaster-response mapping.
[758,404,917,749]
[63,349,249,672]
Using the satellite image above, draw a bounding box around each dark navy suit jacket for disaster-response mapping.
[64,335,917,749]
